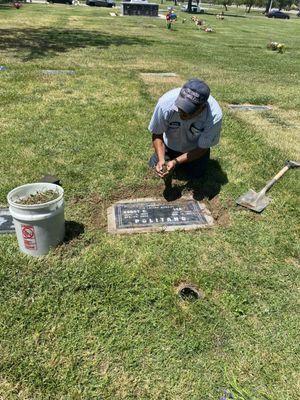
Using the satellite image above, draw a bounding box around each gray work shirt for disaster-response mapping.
[148,88,222,152]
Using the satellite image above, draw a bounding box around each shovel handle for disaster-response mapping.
[257,165,290,199]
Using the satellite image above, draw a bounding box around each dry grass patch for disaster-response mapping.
[234,108,300,159]
[141,78,184,99]
[140,73,182,84]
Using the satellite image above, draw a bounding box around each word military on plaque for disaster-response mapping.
[0,209,15,234]
[107,197,214,234]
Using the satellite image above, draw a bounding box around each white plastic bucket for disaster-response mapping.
[7,183,65,256]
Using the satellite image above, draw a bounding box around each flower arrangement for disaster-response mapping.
[13,1,22,8]
[166,8,177,30]
[216,12,225,20]
[267,41,285,53]
[191,16,215,32]
[191,16,205,26]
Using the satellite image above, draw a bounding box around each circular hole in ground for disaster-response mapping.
[176,282,203,302]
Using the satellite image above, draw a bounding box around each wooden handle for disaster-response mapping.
[257,165,290,199]
[271,165,289,182]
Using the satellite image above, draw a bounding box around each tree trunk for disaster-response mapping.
[188,0,192,12]
[223,3,228,11]
[247,4,252,12]
[265,0,272,13]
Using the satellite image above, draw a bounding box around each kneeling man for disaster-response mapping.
[148,78,222,182]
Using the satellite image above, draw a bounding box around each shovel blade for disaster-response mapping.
[236,189,271,213]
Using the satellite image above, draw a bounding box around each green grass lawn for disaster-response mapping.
[0,3,299,399]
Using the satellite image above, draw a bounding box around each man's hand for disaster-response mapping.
[155,159,177,178]
[155,160,167,178]
[166,160,177,174]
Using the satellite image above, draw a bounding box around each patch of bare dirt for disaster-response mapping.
[204,196,231,227]
[69,173,231,231]
[88,175,165,230]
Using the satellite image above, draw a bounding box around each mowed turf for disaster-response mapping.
[0,3,299,399]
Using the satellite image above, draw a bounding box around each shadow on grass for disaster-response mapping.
[164,159,228,201]
[204,11,247,18]
[190,160,228,200]
[0,27,153,61]
[64,220,85,243]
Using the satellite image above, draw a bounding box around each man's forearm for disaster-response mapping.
[175,148,208,165]
[152,134,165,162]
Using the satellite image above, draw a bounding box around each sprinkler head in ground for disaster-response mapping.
[176,282,203,302]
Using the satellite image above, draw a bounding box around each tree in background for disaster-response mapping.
[265,0,272,12]
[212,0,233,11]
[275,0,293,9]
[234,0,244,8]
[210,0,294,13]
[244,0,255,11]
[245,0,264,12]
[265,0,294,10]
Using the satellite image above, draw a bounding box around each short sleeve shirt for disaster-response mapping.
[148,88,222,153]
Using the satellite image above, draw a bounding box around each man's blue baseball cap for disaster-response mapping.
[175,79,210,114]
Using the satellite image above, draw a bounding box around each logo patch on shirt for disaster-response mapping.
[190,123,204,136]
[169,121,181,127]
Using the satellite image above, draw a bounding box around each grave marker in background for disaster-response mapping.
[42,70,75,75]
[0,209,15,234]
[141,72,177,78]
[121,2,158,16]
[228,104,271,111]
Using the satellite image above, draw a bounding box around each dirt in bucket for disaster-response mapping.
[16,190,60,205]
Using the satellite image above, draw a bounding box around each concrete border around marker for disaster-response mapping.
[107,196,214,234]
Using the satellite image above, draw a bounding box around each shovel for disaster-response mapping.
[236,160,300,212]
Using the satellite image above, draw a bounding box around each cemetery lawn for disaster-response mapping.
[0,3,299,399]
